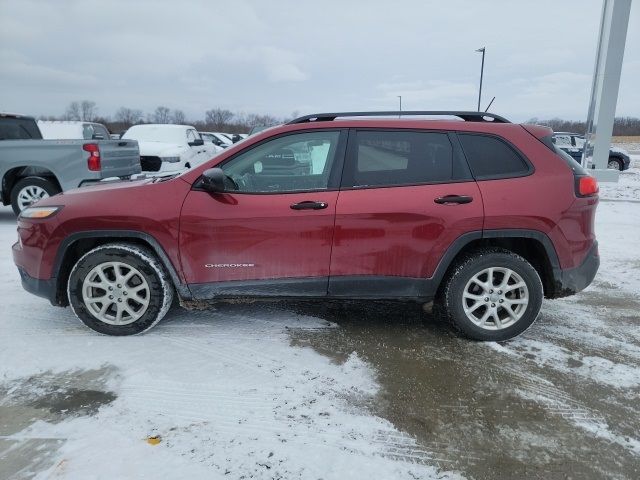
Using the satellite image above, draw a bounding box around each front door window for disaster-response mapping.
[221,131,341,193]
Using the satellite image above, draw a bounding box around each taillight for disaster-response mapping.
[83,143,101,171]
[576,175,598,197]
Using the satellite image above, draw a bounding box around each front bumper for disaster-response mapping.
[551,242,600,298]
[17,266,57,305]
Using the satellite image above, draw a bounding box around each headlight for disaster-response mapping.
[161,156,181,163]
[19,206,62,219]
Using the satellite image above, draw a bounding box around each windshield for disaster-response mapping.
[123,125,188,144]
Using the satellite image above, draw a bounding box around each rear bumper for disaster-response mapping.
[17,266,57,305]
[551,241,599,298]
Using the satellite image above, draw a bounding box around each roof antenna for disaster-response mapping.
[484,96,496,112]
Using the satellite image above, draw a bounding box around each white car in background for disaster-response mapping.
[123,124,222,173]
[199,131,234,148]
[38,120,111,140]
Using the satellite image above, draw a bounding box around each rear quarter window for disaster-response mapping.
[458,133,531,179]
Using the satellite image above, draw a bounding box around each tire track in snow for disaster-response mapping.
[492,351,640,456]
[162,336,277,377]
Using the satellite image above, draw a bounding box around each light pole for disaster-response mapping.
[476,47,485,112]
[397,95,402,117]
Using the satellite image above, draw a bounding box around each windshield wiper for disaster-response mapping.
[152,173,179,183]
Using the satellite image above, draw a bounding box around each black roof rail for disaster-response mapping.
[288,111,510,124]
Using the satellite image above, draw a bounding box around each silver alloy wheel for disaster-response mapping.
[462,267,529,330]
[17,185,49,211]
[607,159,621,170]
[81,261,150,325]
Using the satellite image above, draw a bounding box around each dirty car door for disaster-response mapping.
[179,130,347,298]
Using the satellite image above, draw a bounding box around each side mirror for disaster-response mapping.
[199,168,228,193]
[188,138,204,147]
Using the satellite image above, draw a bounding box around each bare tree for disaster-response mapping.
[64,101,81,121]
[115,107,143,127]
[244,113,277,128]
[172,109,186,124]
[205,108,234,130]
[80,100,97,121]
[151,106,171,124]
[531,116,640,136]
[288,110,300,122]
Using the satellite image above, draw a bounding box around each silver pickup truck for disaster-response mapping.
[0,113,142,214]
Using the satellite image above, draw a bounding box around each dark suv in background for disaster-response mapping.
[13,111,599,341]
[552,131,631,171]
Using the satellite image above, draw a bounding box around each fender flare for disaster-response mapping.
[53,230,192,301]
[430,229,561,285]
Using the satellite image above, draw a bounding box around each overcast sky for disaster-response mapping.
[0,0,638,122]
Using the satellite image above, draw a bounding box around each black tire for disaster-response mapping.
[67,243,174,335]
[10,176,61,215]
[437,248,543,341]
[607,157,623,171]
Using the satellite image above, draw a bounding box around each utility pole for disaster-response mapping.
[397,95,402,118]
[476,47,485,112]
[582,0,632,182]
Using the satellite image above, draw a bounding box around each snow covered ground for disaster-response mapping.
[599,147,640,201]
[1,152,639,480]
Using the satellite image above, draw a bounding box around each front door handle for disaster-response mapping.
[290,201,328,210]
[434,195,473,205]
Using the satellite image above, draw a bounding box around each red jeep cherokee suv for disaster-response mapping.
[12,111,599,340]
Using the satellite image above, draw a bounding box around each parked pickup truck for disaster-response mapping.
[0,113,142,214]
[122,124,221,174]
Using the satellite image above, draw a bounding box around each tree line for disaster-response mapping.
[526,116,640,136]
[40,100,640,136]
[38,100,296,135]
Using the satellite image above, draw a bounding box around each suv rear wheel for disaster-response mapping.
[67,243,174,335]
[607,157,623,171]
[438,248,543,341]
[10,176,61,215]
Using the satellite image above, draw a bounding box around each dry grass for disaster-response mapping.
[612,136,640,143]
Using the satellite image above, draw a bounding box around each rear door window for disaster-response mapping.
[0,117,42,140]
[458,133,531,179]
[343,130,460,188]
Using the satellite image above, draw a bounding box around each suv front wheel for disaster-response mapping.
[438,248,543,341]
[67,243,174,335]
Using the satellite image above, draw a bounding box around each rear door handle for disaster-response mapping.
[290,201,328,210]
[434,195,473,205]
